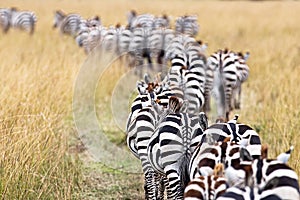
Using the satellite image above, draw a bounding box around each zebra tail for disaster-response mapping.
[178,151,191,189]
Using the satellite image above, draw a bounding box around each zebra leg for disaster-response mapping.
[165,165,184,200]
[29,25,34,35]
[236,84,242,109]
[144,170,155,200]
[156,174,168,200]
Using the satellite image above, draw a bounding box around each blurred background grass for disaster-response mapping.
[0,0,299,198]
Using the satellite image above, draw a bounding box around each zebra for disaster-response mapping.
[0,8,12,33]
[184,164,228,200]
[127,95,180,199]
[75,25,106,54]
[238,147,300,200]
[189,115,261,182]
[153,14,170,29]
[183,50,206,114]
[53,10,82,37]
[162,35,208,114]
[217,143,299,200]
[147,99,208,199]
[127,10,154,31]
[126,101,163,199]
[148,28,175,66]
[205,49,240,121]
[9,8,37,34]
[175,15,199,37]
[127,26,153,76]
[216,185,282,200]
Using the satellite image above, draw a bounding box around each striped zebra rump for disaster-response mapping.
[127,11,154,31]
[248,159,300,199]
[128,27,153,76]
[59,14,82,37]
[175,15,199,37]
[201,116,261,158]
[189,138,243,181]
[184,51,206,114]
[147,102,207,199]
[115,27,132,56]
[101,27,118,52]
[126,104,166,200]
[10,9,37,34]
[0,8,12,33]
[165,34,196,60]
[219,145,300,200]
[206,49,238,121]
[184,175,228,200]
[216,187,282,200]
[189,116,261,184]
[153,15,170,29]
[148,28,174,66]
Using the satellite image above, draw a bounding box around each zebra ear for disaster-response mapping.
[136,81,146,95]
[198,112,208,131]
[240,147,253,162]
[244,52,250,61]
[168,96,181,113]
[261,144,268,159]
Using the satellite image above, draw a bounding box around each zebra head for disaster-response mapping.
[53,10,65,28]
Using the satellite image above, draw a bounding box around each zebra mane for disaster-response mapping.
[168,96,181,113]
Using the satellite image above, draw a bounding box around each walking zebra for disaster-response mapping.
[127,26,153,76]
[53,10,82,37]
[217,143,299,200]
[127,10,154,30]
[126,90,178,199]
[147,100,208,199]
[163,34,208,114]
[9,8,37,34]
[175,15,199,37]
[239,147,300,199]
[153,15,170,29]
[184,164,228,200]
[148,28,175,65]
[205,49,240,121]
[189,115,261,181]
[0,8,12,33]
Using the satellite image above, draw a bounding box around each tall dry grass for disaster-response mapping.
[0,0,300,198]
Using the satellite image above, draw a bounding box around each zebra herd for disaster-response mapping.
[49,9,299,199]
[126,88,299,199]
[118,11,299,200]
[1,6,298,199]
[0,7,37,34]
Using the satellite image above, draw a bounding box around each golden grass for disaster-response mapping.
[0,0,300,198]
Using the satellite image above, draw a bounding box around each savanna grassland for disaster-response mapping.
[0,0,300,199]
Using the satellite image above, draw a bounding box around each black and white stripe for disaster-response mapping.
[0,8,12,33]
[231,51,250,109]
[147,105,207,199]
[206,49,239,121]
[9,8,37,34]
[127,10,154,31]
[175,15,199,37]
[184,175,228,200]
[53,10,82,37]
